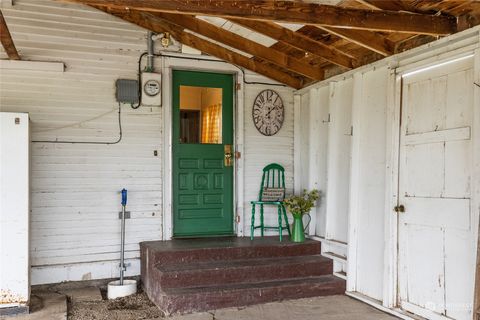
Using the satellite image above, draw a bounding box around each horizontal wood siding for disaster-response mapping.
[0,0,295,283]
[244,84,295,236]
[0,0,160,283]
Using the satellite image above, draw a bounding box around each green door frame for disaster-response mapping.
[172,70,235,237]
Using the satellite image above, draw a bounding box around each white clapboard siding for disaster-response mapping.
[244,84,295,236]
[0,0,160,284]
[0,0,296,284]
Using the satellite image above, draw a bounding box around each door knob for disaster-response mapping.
[394,205,405,213]
[224,144,233,167]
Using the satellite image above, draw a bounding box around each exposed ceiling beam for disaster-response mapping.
[69,0,457,35]
[0,11,20,60]
[319,27,394,56]
[90,6,304,89]
[229,18,357,69]
[153,12,323,80]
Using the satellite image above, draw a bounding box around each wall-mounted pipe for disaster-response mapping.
[146,31,154,72]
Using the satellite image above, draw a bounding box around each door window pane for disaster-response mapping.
[179,86,222,144]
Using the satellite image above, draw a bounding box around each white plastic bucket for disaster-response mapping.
[107,279,137,299]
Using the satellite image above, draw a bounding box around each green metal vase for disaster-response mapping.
[290,214,305,243]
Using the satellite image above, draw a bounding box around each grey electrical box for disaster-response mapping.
[116,79,139,104]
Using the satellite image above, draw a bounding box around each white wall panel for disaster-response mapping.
[0,113,30,309]
[0,1,159,285]
[294,27,480,320]
[0,0,294,284]
[296,87,329,237]
[244,84,295,236]
[324,79,353,244]
[349,67,389,301]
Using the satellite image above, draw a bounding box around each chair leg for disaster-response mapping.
[278,205,283,242]
[282,205,291,237]
[250,204,255,240]
[260,204,265,237]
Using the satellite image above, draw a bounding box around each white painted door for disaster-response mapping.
[398,56,476,320]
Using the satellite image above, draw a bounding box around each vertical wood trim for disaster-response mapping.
[346,72,363,293]
[162,61,173,240]
[324,82,336,241]
[472,46,480,320]
[293,94,302,195]
[308,88,320,236]
[382,68,402,308]
[235,72,245,237]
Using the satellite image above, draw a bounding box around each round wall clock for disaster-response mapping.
[252,89,284,136]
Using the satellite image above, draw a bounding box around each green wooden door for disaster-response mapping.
[172,70,234,237]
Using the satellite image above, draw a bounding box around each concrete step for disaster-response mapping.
[141,237,345,315]
[158,254,333,289]
[141,237,321,268]
[157,275,346,315]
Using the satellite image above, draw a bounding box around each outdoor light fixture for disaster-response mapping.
[161,32,172,48]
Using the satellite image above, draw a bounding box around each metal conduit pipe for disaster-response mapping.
[146,31,154,72]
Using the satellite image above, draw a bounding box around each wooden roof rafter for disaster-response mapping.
[152,12,324,81]
[68,0,458,35]
[318,26,394,57]
[90,5,306,89]
[228,18,358,69]
[61,0,480,88]
[0,10,20,60]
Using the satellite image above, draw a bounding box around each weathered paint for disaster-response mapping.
[0,289,28,306]
[398,55,475,320]
[294,25,480,320]
[0,0,295,285]
[0,113,30,309]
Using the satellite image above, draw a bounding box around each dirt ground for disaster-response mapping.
[68,291,163,320]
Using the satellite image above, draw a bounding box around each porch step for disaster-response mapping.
[159,275,346,314]
[158,254,333,289]
[141,237,321,267]
[140,237,345,315]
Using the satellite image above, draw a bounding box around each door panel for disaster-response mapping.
[172,70,234,237]
[398,57,475,320]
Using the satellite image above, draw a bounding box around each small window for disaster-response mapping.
[179,86,222,144]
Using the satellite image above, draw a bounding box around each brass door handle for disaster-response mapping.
[394,205,405,213]
[224,144,233,167]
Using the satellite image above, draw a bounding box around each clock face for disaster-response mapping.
[252,89,284,136]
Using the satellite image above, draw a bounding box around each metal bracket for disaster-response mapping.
[118,262,131,268]
[118,211,131,219]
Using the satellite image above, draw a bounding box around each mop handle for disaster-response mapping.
[121,188,127,206]
[120,188,127,285]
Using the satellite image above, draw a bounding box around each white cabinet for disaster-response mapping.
[0,112,30,313]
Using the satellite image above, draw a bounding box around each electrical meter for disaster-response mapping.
[144,79,160,97]
[141,72,162,106]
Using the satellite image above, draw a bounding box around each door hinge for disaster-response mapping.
[235,215,241,224]
[394,205,405,213]
[236,83,241,90]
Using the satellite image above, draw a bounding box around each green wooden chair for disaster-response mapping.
[250,163,291,241]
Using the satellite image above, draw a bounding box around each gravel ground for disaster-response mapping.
[68,291,163,320]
